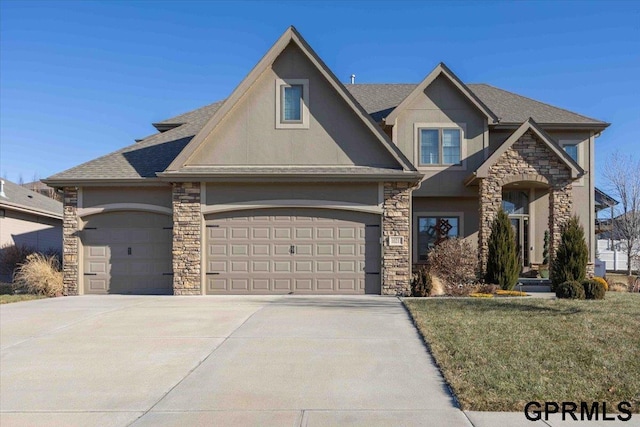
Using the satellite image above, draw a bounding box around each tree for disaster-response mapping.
[486,209,520,290]
[603,152,640,275]
[551,216,588,287]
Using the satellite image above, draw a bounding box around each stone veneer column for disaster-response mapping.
[382,182,412,296]
[478,178,501,272]
[548,184,573,266]
[62,187,79,296]
[172,182,202,295]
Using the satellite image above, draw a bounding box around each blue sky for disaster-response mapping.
[1,0,638,188]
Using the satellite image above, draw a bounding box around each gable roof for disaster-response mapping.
[0,179,63,219]
[470,118,584,183]
[384,63,499,124]
[165,26,417,175]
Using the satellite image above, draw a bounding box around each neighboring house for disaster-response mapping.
[0,179,63,280]
[44,27,609,296]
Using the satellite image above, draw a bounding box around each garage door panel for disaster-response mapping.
[204,208,380,295]
[82,212,172,295]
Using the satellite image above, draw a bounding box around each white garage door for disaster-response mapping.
[82,212,173,295]
[205,208,381,294]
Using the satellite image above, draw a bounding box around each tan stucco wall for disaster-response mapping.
[205,182,380,207]
[82,186,172,209]
[187,42,398,168]
[0,209,61,252]
[395,75,487,197]
[412,197,479,262]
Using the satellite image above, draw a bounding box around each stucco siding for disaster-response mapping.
[187,42,398,168]
[205,182,380,207]
[0,210,62,252]
[82,186,172,209]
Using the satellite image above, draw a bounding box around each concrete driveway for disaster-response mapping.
[1,295,470,426]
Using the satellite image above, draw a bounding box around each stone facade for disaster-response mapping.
[172,182,202,295]
[62,187,79,296]
[382,181,413,296]
[478,131,573,273]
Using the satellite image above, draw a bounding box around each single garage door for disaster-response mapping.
[82,212,173,294]
[205,208,381,294]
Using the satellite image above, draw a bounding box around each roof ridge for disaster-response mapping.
[468,83,606,124]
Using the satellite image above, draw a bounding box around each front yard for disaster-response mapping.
[404,293,640,412]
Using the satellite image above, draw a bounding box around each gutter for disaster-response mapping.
[490,122,610,131]
[156,171,424,183]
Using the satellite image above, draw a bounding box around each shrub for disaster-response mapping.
[477,284,499,294]
[542,230,550,266]
[0,243,36,279]
[555,281,585,299]
[13,254,63,297]
[411,266,432,297]
[609,282,629,292]
[551,216,588,289]
[582,280,606,300]
[427,238,478,294]
[592,276,608,291]
[485,210,520,290]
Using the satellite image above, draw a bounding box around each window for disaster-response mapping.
[417,216,459,261]
[418,128,462,166]
[275,79,309,129]
[563,144,578,163]
[282,85,303,122]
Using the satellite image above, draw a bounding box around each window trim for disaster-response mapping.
[414,123,467,170]
[275,78,309,129]
[559,139,584,186]
[413,211,464,263]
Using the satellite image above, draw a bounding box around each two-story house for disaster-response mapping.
[44,27,609,296]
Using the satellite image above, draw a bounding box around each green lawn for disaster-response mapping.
[0,294,46,304]
[404,293,640,412]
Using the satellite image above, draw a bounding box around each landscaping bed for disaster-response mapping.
[404,293,640,412]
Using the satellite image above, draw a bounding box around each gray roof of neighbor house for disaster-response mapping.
[0,179,63,219]
[45,81,608,183]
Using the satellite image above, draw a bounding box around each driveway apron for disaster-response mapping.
[0,295,470,427]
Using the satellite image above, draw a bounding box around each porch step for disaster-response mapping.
[515,278,552,293]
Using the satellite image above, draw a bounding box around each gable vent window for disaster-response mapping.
[275,79,309,129]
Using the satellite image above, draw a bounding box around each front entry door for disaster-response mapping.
[509,215,529,268]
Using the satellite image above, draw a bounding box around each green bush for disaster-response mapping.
[555,281,586,299]
[551,216,588,290]
[411,266,433,297]
[486,210,520,290]
[582,280,605,300]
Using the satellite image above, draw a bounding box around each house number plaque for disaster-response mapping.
[388,236,404,246]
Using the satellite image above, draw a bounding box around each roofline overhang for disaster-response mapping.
[0,201,63,220]
[41,178,170,188]
[490,122,610,131]
[156,171,424,183]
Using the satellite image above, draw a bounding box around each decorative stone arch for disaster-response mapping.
[478,130,574,274]
[499,174,549,188]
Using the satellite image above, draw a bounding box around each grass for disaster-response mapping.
[404,293,640,412]
[0,294,46,304]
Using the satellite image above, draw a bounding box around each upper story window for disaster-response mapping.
[415,124,465,168]
[563,144,578,163]
[275,79,309,129]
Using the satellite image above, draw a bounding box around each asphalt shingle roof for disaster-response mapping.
[0,180,63,218]
[47,81,607,182]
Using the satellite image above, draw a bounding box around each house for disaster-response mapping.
[0,179,63,280]
[44,27,609,296]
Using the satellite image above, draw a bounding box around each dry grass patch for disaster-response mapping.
[404,293,640,412]
[0,294,46,304]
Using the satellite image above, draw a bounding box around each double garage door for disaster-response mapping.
[82,212,173,295]
[205,209,381,294]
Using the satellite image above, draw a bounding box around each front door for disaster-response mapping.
[509,215,529,268]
